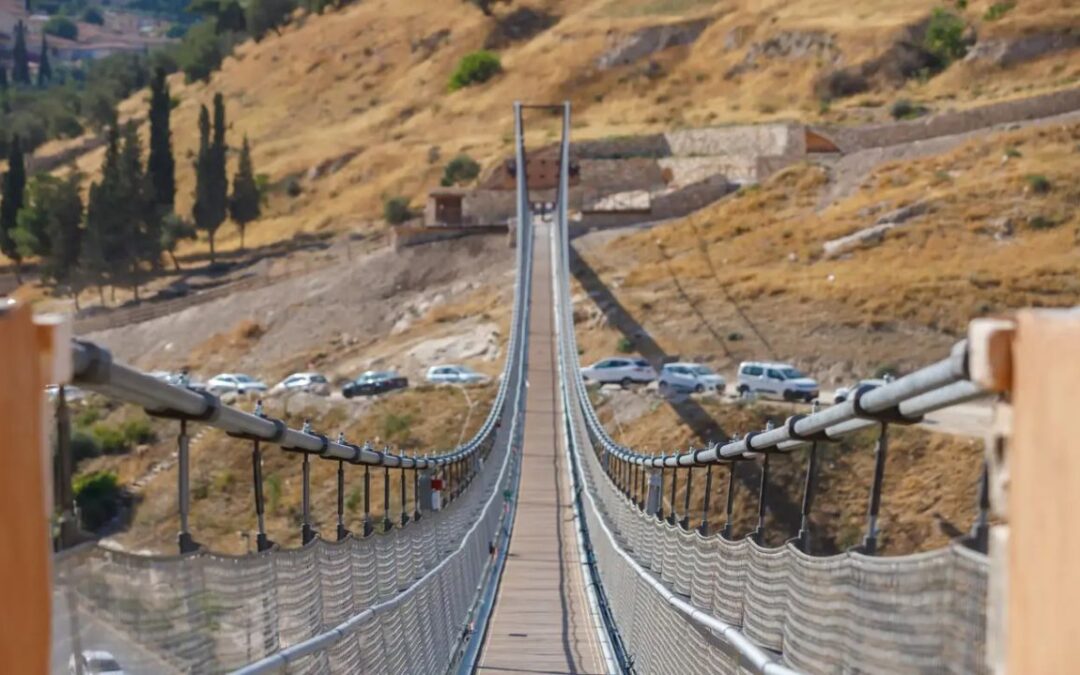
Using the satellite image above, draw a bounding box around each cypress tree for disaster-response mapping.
[82,126,126,303]
[0,65,8,91]
[37,35,52,87]
[229,136,260,250]
[12,174,84,307]
[193,95,228,263]
[0,136,27,280]
[147,68,175,210]
[12,22,31,86]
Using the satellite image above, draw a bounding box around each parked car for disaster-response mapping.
[69,649,125,674]
[736,361,819,402]
[833,377,891,404]
[426,365,487,385]
[658,363,726,394]
[206,373,268,396]
[271,372,330,396]
[581,357,657,387]
[343,371,409,398]
[148,370,207,391]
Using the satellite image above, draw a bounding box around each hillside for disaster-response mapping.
[16,0,1080,260]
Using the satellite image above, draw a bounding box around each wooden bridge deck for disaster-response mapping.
[478,222,607,674]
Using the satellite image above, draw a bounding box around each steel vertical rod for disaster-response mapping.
[970,460,990,553]
[301,453,316,544]
[721,464,737,539]
[55,386,78,549]
[681,467,693,530]
[382,466,392,531]
[656,466,665,521]
[177,419,198,553]
[400,467,409,527]
[638,462,647,509]
[251,440,272,551]
[796,441,820,552]
[862,423,888,555]
[362,465,373,536]
[413,462,422,522]
[668,462,678,525]
[752,454,770,544]
[699,465,713,535]
[336,460,349,541]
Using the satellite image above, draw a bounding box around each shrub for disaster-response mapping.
[381,413,414,440]
[727,332,744,341]
[70,432,102,463]
[44,17,79,40]
[1028,215,1057,230]
[73,471,121,531]
[449,51,502,91]
[383,196,414,225]
[91,422,129,455]
[212,470,235,492]
[616,336,634,354]
[121,417,156,445]
[346,487,362,513]
[1025,174,1051,194]
[890,99,927,120]
[81,7,105,25]
[983,1,1015,21]
[266,474,282,513]
[441,154,481,186]
[1005,146,1022,158]
[924,9,969,65]
[166,24,188,39]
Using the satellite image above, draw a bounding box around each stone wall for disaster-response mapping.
[664,123,803,159]
[651,175,735,219]
[816,87,1080,152]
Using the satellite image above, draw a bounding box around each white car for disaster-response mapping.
[581,357,657,387]
[658,363,725,394]
[206,373,268,396]
[834,377,891,404]
[426,365,487,385]
[69,649,124,674]
[736,361,819,402]
[271,372,330,396]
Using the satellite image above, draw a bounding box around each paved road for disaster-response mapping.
[52,588,179,675]
[479,222,608,674]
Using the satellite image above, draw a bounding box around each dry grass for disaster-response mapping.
[3,0,1076,270]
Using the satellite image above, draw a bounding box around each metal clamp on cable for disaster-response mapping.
[72,339,113,384]
[282,431,330,456]
[228,417,287,444]
[340,442,366,465]
[786,414,831,443]
[851,384,923,424]
[147,389,222,423]
[742,430,777,457]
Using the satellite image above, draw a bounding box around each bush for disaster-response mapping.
[91,422,129,455]
[890,99,927,120]
[121,417,156,445]
[1004,146,1022,158]
[449,51,502,91]
[381,413,414,440]
[176,20,226,83]
[924,9,968,65]
[383,196,414,225]
[44,17,79,40]
[166,24,189,39]
[73,471,121,531]
[616,336,634,354]
[1025,174,1051,194]
[983,1,1015,21]
[346,487,362,513]
[247,0,296,40]
[81,7,105,25]
[441,154,481,186]
[70,432,102,463]
[1028,215,1057,230]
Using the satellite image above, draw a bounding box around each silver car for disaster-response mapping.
[659,363,725,394]
[581,357,657,388]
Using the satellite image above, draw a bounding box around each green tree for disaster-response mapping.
[37,36,52,87]
[44,17,79,41]
[448,51,502,91]
[12,22,31,86]
[193,96,228,262]
[924,9,969,66]
[0,136,27,279]
[81,6,105,25]
[12,173,83,306]
[229,136,260,249]
[441,154,481,186]
[0,65,8,91]
[246,0,296,40]
[217,0,247,33]
[147,68,176,210]
[160,212,196,270]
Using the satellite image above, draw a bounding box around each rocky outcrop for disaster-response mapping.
[484,7,558,49]
[596,18,711,70]
[822,201,931,258]
[965,30,1080,67]
[726,30,840,79]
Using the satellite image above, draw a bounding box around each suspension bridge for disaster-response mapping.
[1,102,1078,674]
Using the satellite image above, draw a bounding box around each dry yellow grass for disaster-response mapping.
[6,0,1076,269]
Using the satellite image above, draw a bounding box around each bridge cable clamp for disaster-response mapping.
[147,389,222,423]
[785,414,832,443]
[851,384,924,425]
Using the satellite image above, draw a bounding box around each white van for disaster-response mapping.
[736,362,819,402]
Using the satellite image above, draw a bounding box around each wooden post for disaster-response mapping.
[975,309,1080,673]
[0,303,66,674]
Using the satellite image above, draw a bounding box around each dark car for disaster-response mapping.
[343,370,408,398]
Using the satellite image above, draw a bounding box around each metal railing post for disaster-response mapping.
[400,466,409,527]
[721,463,737,540]
[251,438,273,551]
[301,451,316,545]
[54,385,79,549]
[796,441,820,553]
[413,456,422,522]
[970,460,990,553]
[362,465,373,536]
[656,456,666,521]
[699,464,713,535]
[177,419,199,553]
[752,453,770,545]
[667,457,678,525]
[862,423,889,555]
[382,465,392,532]
[681,466,693,530]
[336,459,349,541]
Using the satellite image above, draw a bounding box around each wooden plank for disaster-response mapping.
[479,223,606,674]
[0,303,51,674]
[1008,309,1080,674]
